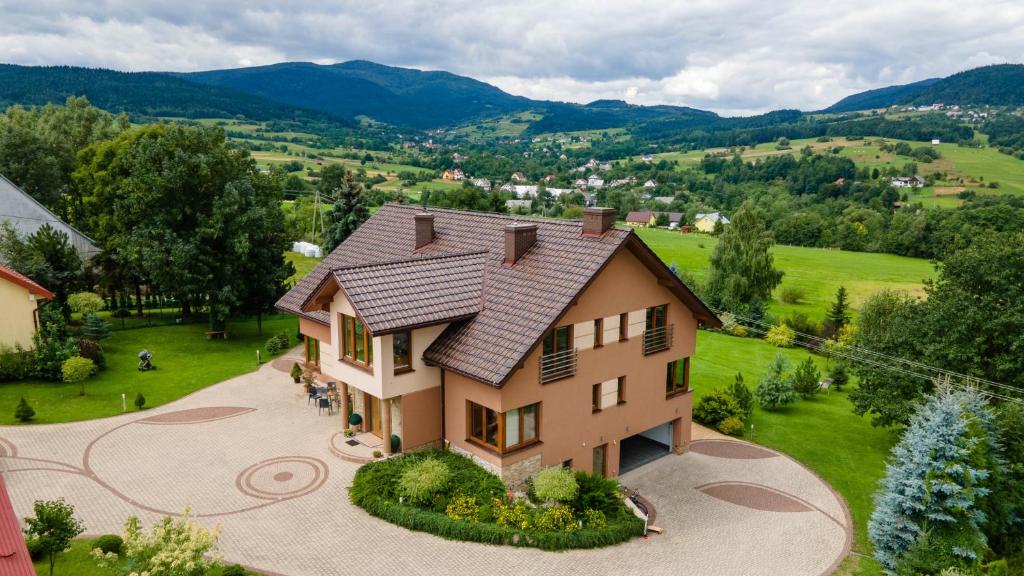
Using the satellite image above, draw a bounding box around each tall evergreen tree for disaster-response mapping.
[706,201,783,311]
[870,386,1001,572]
[321,165,368,251]
[824,285,851,338]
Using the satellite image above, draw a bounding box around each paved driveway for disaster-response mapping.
[0,355,850,576]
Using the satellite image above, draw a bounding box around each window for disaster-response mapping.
[542,325,573,356]
[666,358,690,396]
[646,304,668,330]
[619,313,628,341]
[617,376,626,404]
[541,325,575,381]
[593,318,603,348]
[592,383,602,413]
[467,401,540,452]
[393,331,411,373]
[341,314,373,368]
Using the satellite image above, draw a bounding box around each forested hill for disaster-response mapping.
[0,64,351,124]
[824,64,1024,112]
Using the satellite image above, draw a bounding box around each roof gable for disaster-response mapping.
[0,263,54,299]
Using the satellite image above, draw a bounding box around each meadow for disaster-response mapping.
[636,227,936,319]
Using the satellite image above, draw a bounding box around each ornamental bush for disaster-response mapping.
[583,509,607,528]
[92,534,122,555]
[14,397,35,422]
[61,356,95,396]
[534,504,578,533]
[75,338,105,369]
[134,392,146,410]
[765,324,795,347]
[494,498,531,530]
[755,354,797,410]
[398,458,451,505]
[93,510,220,576]
[728,372,754,420]
[265,332,290,355]
[533,466,578,503]
[445,493,480,523]
[717,415,745,436]
[571,471,621,515]
[693,389,742,428]
[81,314,112,342]
[792,356,821,399]
[67,292,104,316]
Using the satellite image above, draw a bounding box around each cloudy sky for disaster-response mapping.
[1,0,1022,115]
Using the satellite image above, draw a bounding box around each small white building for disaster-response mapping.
[587,175,605,189]
[292,241,323,258]
[931,139,941,145]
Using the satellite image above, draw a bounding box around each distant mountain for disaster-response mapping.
[180,61,535,130]
[0,64,344,123]
[824,64,1024,112]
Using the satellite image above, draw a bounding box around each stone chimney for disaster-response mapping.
[582,207,616,237]
[504,222,538,265]
[414,213,434,249]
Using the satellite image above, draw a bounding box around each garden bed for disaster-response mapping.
[349,449,644,551]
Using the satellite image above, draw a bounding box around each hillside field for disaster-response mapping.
[636,227,936,320]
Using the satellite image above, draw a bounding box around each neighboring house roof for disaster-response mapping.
[695,212,730,225]
[304,251,486,335]
[0,476,34,576]
[277,204,718,388]
[0,173,99,258]
[625,211,653,223]
[0,263,54,300]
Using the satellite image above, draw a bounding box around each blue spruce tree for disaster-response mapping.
[869,385,1001,573]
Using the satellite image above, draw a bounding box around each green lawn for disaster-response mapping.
[2,315,296,425]
[35,538,260,576]
[693,330,896,575]
[636,227,935,319]
[284,252,322,285]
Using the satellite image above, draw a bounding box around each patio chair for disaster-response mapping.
[307,387,320,405]
[318,396,333,415]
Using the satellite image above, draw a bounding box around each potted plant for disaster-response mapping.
[290,362,303,384]
[301,367,316,393]
[349,412,363,433]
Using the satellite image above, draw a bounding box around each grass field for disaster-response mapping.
[693,330,895,574]
[636,227,935,319]
[284,252,321,285]
[1,315,296,425]
[33,538,260,576]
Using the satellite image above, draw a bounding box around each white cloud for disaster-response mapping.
[0,0,1022,115]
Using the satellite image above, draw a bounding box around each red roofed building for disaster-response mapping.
[0,476,34,575]
[0,263,54,351]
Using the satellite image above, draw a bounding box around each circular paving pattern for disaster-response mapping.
[236,456,329,500]
[271,357,301,373]
[698,481,813,513]
[0,436,17,458]
[138,406,256,425]
[689,439,779,459]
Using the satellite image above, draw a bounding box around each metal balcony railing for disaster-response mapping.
[540,348,578,383]
[643,324,673,355]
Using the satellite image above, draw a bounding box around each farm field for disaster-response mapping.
[0,315,296,425]
[692,330,895,575]
[636,227,936,319]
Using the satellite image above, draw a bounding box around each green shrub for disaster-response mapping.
[398,458,451,505]
[446,493,480,523]
[134,392,146,410]
[583,509,607,528]
[81,313,112,341]
[222,565,248,576]
[756,354,797,410]
[68,292,105,315]
[289,362,303,382]
[25,538,44,561]
[765,324,795,347]
[533,467,578,503]
[75,338,105,369]
[728,372,754,420]
[792,356,821,399]
[494,498,531,530]
[62,356,95,396]
[534,504,578,532]
[0,345,33,381]
[829,362,849,391]
[571,471,621,515]
[717,415,745,436]
[93,534,123,554]
[265,332,290,355]
[14,397,35,422]
[391,434,401,453]
[349,412,363,426]
[693,389,742,427]
[372,450,383,459]
[779,286,805,304]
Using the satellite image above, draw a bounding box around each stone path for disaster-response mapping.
[0,355,850,576]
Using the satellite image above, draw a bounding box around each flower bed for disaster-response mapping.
[349,449,644,551]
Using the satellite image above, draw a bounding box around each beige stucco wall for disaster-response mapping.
[0,279,39,350]
[401,386,442,451]
[444,246,697,480]
[695,217,715,233]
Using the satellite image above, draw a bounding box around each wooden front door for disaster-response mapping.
[593,444,607,476]
[366,393,382,437]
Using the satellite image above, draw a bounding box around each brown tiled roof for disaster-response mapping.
[625,210,653,223]
[276,204,718,387]
[321,252,486,335]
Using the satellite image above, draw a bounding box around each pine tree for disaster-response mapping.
[134,392,146,410]
[322,165,369,251]
[755,354,797,410]
[869,386,1001,571]
[728,372,754,420]
[14,397,35,422]
[792,356,821,399]
[81,313,112,341]
[825,286,851,338]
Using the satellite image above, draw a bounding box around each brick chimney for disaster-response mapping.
[582,207,615,237]
[414,213,434,249]
[504,222,537,265]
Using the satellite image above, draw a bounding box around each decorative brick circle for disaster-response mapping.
[236,457,329,500]
[271,357,301,373]
[137,406,255,425]
[0,437,17,458]
[698,482,813,513]
[689,439,779,459]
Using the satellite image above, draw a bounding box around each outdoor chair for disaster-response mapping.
[307,388,320,405]
[318,396,333,415]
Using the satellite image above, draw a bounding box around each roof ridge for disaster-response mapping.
[383,202,626,230]
[329,249,488,273]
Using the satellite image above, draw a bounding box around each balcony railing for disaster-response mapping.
[643,324,674,355]
[540,348,578,383]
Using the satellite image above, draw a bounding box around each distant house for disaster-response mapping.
[585,158,599,169]
[587,175,605,189]
[471,178,492,191]
[0,263,53,351]
[891,176,925,189]
[442,169,465,181]
[546,188,574,198]
[513,185,539,198]
[0,173,99,259]
[609,177,636,188]
[643,179,657,188]
[653,196,674,205]
[582,193,598,207]
[641,154,654,162]
[598,162,612,171]
[511,171,527,182]
[573,178,588,189]
[543,174,556,182]
[506,199,533,211]
[625,211,657,227]
[452,153,467,162]
[694,212,730,233]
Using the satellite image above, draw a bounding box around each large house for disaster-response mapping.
[277,205,719,485]
[625,211,683,228]
[0,263,53,350]
[694,212,730,233]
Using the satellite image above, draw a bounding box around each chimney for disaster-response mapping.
[414,213,434,249]
[582,207,616,237]
[504,222,538,265]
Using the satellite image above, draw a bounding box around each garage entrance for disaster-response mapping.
[619,422,673,474]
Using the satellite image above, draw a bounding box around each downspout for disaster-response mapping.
[440,369,447,447]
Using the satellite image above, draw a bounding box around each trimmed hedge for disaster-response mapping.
[349,449,644,551]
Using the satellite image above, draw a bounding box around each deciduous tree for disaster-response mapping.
[706,201,783,311]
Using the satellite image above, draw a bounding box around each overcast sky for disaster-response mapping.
[1,0,1022,115]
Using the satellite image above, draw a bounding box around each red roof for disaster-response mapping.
[0,476,34,576]
[0,264,53,300]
